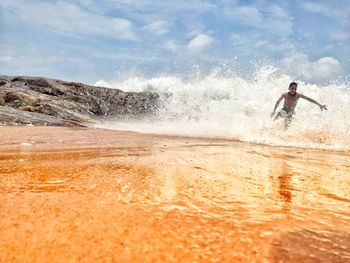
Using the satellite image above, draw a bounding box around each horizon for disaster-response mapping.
[1,0,349,84]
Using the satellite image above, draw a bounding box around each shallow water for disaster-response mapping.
[1,126,350,262]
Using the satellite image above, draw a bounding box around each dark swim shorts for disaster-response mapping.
[277,108,295,118]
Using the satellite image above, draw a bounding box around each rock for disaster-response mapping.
[4,91,38,106]
[4,91,21,102]
[17,105,35,112]
[0,106,66,126]
[0,75,160,126]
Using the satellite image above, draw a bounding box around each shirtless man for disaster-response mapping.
[271,82,327,128]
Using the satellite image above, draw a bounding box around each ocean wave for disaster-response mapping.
[94,66,350,150]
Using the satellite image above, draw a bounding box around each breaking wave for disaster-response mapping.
[94,66,350,150]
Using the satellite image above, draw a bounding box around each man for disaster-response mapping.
[271,82,327,128]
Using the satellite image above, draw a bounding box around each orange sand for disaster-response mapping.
[0,126,350,262]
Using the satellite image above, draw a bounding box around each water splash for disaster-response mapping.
[95,66,350,150]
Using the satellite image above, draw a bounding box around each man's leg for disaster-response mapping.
[284,111,295,129]
[284,117,292,129]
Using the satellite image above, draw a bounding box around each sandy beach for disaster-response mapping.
[1,126,349,262]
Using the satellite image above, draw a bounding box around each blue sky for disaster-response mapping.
[1,0,349,83]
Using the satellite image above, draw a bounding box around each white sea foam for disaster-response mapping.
[94,66,350,150]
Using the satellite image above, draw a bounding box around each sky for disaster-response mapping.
[1,0,349,83]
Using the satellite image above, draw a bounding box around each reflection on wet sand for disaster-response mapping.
[278,162,293,214]
[0,126,350,262]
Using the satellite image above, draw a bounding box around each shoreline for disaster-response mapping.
[2,125,348,154]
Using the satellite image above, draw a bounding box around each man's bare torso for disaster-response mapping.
[282,92,304,111]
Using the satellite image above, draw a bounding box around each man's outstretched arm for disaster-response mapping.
[300,94,328,111]
[271,95,284,117]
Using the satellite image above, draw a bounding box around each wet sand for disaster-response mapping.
[1,126,350,262]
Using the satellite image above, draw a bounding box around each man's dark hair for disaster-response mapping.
[289,82,298,87]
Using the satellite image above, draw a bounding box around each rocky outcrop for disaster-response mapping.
[0,75,159,126]
[0,106,68,126]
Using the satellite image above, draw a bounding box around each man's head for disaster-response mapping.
[289,82,298,95]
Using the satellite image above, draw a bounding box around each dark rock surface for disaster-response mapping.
[0,75,159,126]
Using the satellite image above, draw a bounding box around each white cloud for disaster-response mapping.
[223,3,293,36]
[185,21,207,38]
[224,5,263,27]
[301,2,344,18]
[1,1,136,40]
[0,56,14,64]
[143,20,169,35]
[313,57,343,77]
[231,32,293,55]
[187,34,214,54]
[330,30,350,41]
[106,0,216,14]
[301,1,350,41]
[281,52,343,82]
[164,40,180,52]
